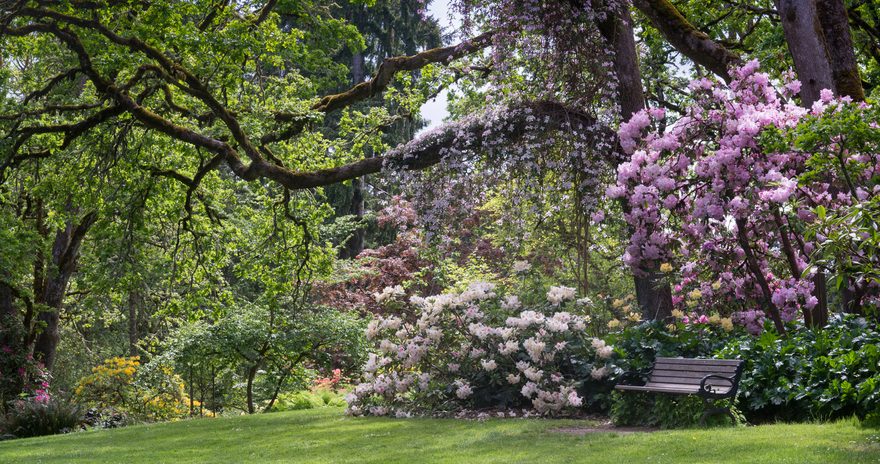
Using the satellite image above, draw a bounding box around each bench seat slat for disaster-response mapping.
[649,375,733,386]
[647,383,732,395]
[614,384,729,395]
[651,367,736,379]
[650,364,739,374]
[615,384,697,394]
[655,357,742,367]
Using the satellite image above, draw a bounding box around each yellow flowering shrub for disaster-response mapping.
[74,356,197,422]
[74,357,141,407]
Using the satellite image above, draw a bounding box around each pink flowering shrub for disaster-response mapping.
[313,368,344,392]
[0,339,50,411]
[345,282,619,417]
[613,61,880,333]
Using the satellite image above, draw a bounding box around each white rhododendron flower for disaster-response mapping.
[546,286,576,305]
[501,295,522,311]
[373,285,405,304]
[379,339,397,354]
[468,323,493,339]
[523,337,546,362]
[546,312,571,332]
[380,316,402,330]
[454,379,473,399]
[523,366,543,382]
[365,319,380,339]
[591,366,608,380]
[418,373,431,390]
[506,310,544,328]
[481,359,497,371]
[498,340,519,355]
[513,260,532,273]
[521,381,538,397]
[459,281,497,304]
[425,328,442,342]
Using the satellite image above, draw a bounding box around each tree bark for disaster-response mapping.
[0,279,16,335]
[736,219,787,334]
[0,279,26,405]
[816,0,865,101]
[342,51,367,259]
[344,177,366,258]
[778,0,864,324]
[632,0,740,81]
[245,364,258,414]
[127,288,140,357]
[598,2,674,321]
[32,212,97,370]
[777,0,836,106]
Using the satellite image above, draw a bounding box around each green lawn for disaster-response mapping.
[1,408,878,464]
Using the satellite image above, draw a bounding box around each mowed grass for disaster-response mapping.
[1,407,879,464]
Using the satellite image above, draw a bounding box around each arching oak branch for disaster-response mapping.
[309,31,495,114]
[633,0,741,81]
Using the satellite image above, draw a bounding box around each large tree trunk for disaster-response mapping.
[777,0,832,326]
[778,0,864,324]
[0,276,17,339]
[341,51,367,259]
[32,212,97,370]
[598,2,674,321]
[815,0,865,318]
[345,177,365,258]
[816,0,865,101]
[777,0,836,105]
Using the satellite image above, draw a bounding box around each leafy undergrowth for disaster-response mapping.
[0,408,877,464]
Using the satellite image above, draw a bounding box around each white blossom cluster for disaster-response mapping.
[372,285,405,304]
[347,283,617,417]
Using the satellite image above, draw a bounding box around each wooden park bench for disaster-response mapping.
[615,357,745,425]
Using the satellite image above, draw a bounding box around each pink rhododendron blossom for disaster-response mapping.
[613,61,874,333]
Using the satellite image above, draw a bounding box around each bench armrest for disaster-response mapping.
[699,374,736,397]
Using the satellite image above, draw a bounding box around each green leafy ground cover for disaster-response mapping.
[1,408,878,463]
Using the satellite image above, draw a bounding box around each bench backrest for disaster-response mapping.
[647,357,744,390]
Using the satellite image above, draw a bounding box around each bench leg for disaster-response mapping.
[699,398,735,426]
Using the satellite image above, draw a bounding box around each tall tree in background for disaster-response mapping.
[328,0,441,258]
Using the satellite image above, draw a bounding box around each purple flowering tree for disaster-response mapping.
[612,60,878,334]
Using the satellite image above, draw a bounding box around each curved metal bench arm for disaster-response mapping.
[699,374,737,399]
